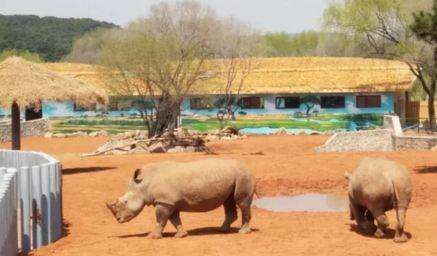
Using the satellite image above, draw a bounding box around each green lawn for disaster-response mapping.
[51,114,383,134]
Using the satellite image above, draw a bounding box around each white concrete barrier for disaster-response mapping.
[0,150,62,254]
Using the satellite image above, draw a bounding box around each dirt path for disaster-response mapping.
[2,135,437,256]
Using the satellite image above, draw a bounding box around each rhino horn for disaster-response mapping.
[106,201,117,215]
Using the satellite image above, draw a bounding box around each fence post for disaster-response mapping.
[7,169,18,256]
[41,164,51,245]
[31,166,43,249]
[20,166,32,253]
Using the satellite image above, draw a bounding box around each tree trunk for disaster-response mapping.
[11,102,21,150]
[428,96,436,131]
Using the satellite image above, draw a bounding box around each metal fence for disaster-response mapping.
[0,150,62,255]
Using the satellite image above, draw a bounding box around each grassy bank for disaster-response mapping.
[51,114,383,134]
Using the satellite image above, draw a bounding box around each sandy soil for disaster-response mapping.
[2,135,437,256]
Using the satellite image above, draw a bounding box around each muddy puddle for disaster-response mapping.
[253,193,348,212]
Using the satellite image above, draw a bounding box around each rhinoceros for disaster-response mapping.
[106,158,255,239]
[345,157,412,243]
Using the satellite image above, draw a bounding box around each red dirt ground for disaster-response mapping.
[2,135,437,256]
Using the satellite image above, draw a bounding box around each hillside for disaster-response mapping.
[0,14,117,61]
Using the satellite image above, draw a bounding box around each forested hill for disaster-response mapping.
[0,14,117,61]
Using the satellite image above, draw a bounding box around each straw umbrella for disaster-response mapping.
[0,57,108,150]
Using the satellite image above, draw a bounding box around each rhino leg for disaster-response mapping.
[394,207,408,243]
[350,200,376,234]
[148,203,173,239]
[370,209,389,239]
[237,196,252,234]
[170,211,188,238]
[219,196,238,232]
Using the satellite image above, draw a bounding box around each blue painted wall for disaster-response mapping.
[0,93,394,118]
[182,93,394,117]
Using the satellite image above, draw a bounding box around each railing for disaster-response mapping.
[0,150,62,254]
[0,168,18,256]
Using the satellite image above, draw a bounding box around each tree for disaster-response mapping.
[64,28,116,64]
[0,14,116,61]
[409,0,437,130]
[0,49,43,63]
[99,1,220,137]
[212,18,262,122]
[324,0,436,130]
[301,95,320,116]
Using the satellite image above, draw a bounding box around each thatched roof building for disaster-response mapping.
[0,57,108,108]
[44,57,415,95]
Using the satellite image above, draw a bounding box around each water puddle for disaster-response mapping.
[253,193,348,212]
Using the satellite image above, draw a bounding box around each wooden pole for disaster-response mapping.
[11,101,21,150]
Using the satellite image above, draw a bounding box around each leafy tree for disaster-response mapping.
[0,49,43,62]
[0,15,117,61]
[409,0,437,129]
[324,0,436,130]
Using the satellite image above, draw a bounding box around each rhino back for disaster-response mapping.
[146,158,250,211]
[349,158,410,208]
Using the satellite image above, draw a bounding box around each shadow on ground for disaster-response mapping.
[117,227,259,239]
[62,166,116,175]
[415,166,437,174]
[349,224,412,240]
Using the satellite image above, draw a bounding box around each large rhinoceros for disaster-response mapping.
[345,157,412,243]
[106,158,255,239]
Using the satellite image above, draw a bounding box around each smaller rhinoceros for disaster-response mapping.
[106,158,255,239]
[345,157,412,243]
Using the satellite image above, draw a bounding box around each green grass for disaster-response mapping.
[51,114,384,134]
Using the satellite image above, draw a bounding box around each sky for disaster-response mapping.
[0,0,329,33]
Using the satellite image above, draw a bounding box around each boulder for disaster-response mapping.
[431,145,437,151]
[148,142,167,153]
[44,132,53,138]
[53,133,66,138]
[275,127,288,135]
[89,131,99,137]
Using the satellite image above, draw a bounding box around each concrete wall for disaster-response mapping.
[182,93,394,117]
[0,118,51,142]
[0,93,395,118]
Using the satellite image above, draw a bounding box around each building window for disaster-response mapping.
[238,97,264,109]
[190,97,213,110]
[320,96,345,109]
[73,103,96,111]
[356,95,381,108]
[276,96,300,109]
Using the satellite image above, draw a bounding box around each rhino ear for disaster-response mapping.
[133,168,143,184]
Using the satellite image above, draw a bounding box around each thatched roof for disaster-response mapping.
[44,57,415,96]
[0,57,108,108]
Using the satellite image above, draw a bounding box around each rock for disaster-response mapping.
[89,131,99,137]
[99,130,109,137]
[148,142,167,153]
[53,133,66,138]
[220,126,239,136]
[44,132,53,138]
[431,145,437,151]
[166,146,195,153]
[275,127,288,135]
[76,131,88,137]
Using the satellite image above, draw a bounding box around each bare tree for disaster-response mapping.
[212,19,262,123]
[99,1,219,137]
